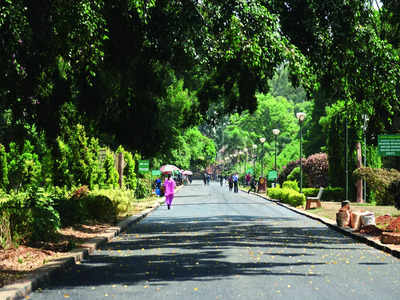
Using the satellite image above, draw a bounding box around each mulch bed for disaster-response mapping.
[376,215,400,233]
[0,223,114,288]
[359,225,383,236]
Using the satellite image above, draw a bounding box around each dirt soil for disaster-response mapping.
[386,216,400,233]
[0,223,112,288]
[0,197,160,288]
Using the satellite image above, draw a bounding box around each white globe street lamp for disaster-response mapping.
[272,129,280,185]
[296,112,306,193]
[259,137,266,177]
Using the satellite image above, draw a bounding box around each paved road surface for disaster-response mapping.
[30,181,400,299]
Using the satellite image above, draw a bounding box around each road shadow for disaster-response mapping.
[42,214,370,290]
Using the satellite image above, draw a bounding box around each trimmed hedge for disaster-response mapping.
[282,180,299,192]
[267,187,306,207]
[302,187,344,202]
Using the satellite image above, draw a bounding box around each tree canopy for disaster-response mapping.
[1,0,399,158]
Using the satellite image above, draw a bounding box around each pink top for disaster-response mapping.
[164,178,176,196]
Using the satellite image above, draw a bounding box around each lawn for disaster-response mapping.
[300,202,400,221]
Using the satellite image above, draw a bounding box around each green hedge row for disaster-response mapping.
[267,187,306,207]
[302,187,344,202]
[0,185,151,247]
[267,180,345,206]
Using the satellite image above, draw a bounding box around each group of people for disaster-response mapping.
[224,174,239,193]
[154,174,177,210]
[217,173,260,194]
[203,173,211,185]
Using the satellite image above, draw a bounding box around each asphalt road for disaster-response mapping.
[30,181,400,300]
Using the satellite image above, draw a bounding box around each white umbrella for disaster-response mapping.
[160,164,180,174]
[182,170,193,175]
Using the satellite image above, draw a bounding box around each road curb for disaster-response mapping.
[0,186,183,300]
[243,189,400,259]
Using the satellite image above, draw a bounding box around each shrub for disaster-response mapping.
[53,186,90,226]
[87,189,135,221]
[389,180,400,210]
[270,187,306,207]
[267,188,282,200]
[1,189,60,243]
[280,188,292,203]
[287,166,300,182]
[303,153,329,187]
[282,180,299,192]
[287,166,310,188]
[278,159,306,185]
[85,194,117,223]
[0,144,9,191]
[28,188,61,242]
[288,190,306,207]
[354,167,400,205]
[278,160,301,185]
[54,123,99,188]
[103,149,119,188]
[321,187,345,202]
[302,188,319,198]
[7,141,42,191]
[135,175,152,199]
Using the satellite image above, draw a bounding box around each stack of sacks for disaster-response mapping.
[351,211,375,230]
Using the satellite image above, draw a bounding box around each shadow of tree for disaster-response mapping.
[45,214,362,289]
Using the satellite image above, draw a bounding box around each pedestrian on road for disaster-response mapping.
[203,173,207,185]
[248,176,257,194]
[164,174,176,210]
[233,173,239,193]
[228,175,233,191]
[220,175,223,187]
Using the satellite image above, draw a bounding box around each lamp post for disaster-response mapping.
[296,112,306,193]
[259,137,266,177]
[272,129,280,186]
[362,114,369,202]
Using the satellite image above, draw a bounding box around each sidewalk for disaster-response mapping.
[244,189,400,259]
[0,186,183,300]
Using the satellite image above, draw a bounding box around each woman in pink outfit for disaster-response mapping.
[164,174,176,209]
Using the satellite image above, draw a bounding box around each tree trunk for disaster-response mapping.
[118,152,124,188]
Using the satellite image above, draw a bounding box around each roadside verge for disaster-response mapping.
[244,190,400,259]
[0,186,183,300]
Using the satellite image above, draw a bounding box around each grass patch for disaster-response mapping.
[301,202,400,221]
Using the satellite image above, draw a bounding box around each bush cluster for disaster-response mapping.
[0,121,148,248]
[279,153,329,188]
[353,167,400,205]
[267,181,306,207]
[282,180,299,192]
[303,153,328,187]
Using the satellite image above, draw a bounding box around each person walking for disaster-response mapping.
[219,174,223,187]
[164,174,176,210]
[233,173,239,193]
[228,175,233,191]
[248,176,257,194]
